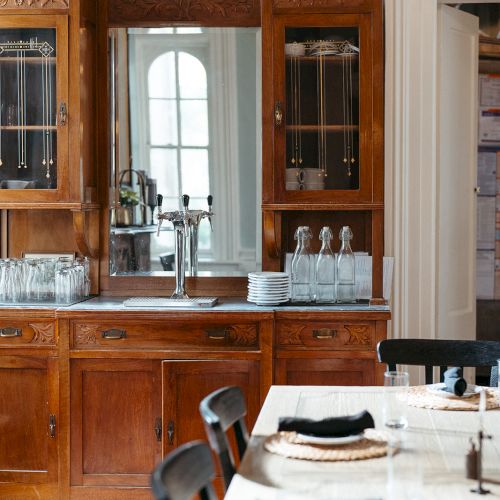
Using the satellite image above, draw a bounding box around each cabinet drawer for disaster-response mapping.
[70,321,259,350]
[276,321,374,350]
[0,319,56,347]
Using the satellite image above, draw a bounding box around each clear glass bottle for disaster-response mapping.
[291,226,313,302]
[336,226,355,303]
[316,226,336,303]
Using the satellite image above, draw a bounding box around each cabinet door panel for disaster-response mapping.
[162,360,260,495]
[0,356,58,484]
[275,357,374,386]
[162,360,260,452]
[70,359,162,487]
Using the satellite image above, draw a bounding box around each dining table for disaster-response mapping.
[225,385,500,499]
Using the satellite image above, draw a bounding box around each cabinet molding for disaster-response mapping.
[344,325,371,346]
[74,324,98,346]
[0,0,69,8]
[30,322,56,345]
[273,0,366,8]
[108,0,260,27]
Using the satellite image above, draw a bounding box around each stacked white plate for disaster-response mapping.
[247,272,290,306]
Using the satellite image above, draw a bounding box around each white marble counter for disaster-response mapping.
[60,296,390,313]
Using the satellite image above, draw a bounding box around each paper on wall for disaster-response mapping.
[477,196,496,250]
[477,250,495,299]
[478,152,497,196]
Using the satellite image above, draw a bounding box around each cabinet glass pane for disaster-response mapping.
[0,28,58,189]
[284,27,359,191]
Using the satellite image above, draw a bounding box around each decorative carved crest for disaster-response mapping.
[344,325,371,346]
[278,324,306,345]
[273,0,365,8]
[74,324,99,346]
[29,322,56,345]
[226,324,258,347]
[109,0,260,26]
[0,0,69,8]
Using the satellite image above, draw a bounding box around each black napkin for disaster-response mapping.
[278,410,375,437]
[443,367,467,396]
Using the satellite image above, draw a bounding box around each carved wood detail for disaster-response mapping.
[344,325,371,346]
[108,0,260,26]
[273,0,365,8]
[226,324,258,346]
[278,324,306,345]
[74,324,99,346]
[29,322,56,345]
[0,0,69,8]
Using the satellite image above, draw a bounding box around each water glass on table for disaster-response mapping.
[383,371,409,430]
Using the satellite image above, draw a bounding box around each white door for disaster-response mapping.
[437,5,478,341]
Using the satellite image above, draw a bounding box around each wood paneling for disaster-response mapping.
[273,0,368,10]
[0,0,69,9]
[0,356,58,484]
[71,320,259,350]
[70,358,162,486]
[162,359,260,494]
[0,320,56,347]
[277,320,374,350]
[108,0,260,27]
[275,357,374,385]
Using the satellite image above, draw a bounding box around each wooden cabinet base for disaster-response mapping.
[0,308,389,499]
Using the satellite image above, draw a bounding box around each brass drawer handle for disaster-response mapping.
[0,327,22,338]
[206,328,228,340]
[312,329,337,339]
[101,329,127,340]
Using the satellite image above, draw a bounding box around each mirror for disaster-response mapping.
[109,27,262,277]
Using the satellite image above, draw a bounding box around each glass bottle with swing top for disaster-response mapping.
[316,226,336,303]
[336,226,356,303]
[291,226,313,302]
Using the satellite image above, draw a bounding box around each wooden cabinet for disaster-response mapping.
[0,356,58,486]
[162,360,260,494]
[275,311,388,386]
[70,359,162,487]
[262,0,385,302]
[0,14,68,204]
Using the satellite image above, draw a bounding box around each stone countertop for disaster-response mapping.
[61,296,391,313]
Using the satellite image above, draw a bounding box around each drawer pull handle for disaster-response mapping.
[101,329,127,340]
[206,328,228,340]
[313,329,337,339]
[154,417,162,442]
[0,327,22,338]
[49,415,56,438]
[167,420,174,445]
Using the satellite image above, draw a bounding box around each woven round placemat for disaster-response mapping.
[407,386,500,411]
[263,429,389,462]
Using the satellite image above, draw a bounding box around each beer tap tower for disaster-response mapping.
[156,193,217,306]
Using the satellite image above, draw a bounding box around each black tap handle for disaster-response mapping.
[182,194,190,209]
[157,194,163,208]
[207,195,213,208]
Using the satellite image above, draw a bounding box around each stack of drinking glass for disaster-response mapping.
[0,256,90,304]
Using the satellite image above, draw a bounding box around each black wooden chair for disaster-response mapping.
[377,339,500,386]
[199,386,249,491]
[151,440,217,500]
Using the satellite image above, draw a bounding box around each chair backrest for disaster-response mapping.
[377,339,500,386]
[151,440,217,500]
[199,386,249,491]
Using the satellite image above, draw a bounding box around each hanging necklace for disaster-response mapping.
[48,51,53,179]
[290,53,296,166]
[0,60,3,167]
[42,45,47,170]
[17,49,21,169]
[22,48,27,169]
[348,48,355,174]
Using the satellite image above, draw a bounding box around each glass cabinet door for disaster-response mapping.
[0,16,67,200]
[273,14,374,203]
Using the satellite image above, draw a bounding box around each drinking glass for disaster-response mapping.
[383,371,409,430]
[387,432,423,500]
